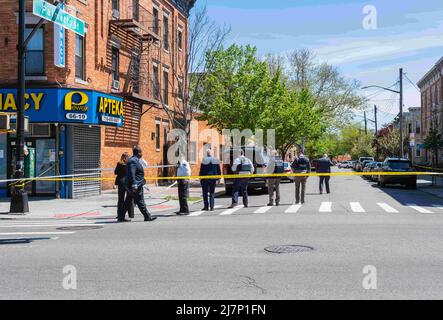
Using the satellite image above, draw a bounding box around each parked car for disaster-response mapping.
[378,158,417,189]
[222,146,270,194]
[338,161,353,169]
[370,162,383,182]
[310,159,318,171]
[281,162,294,182]
[356,157,375,172]
[362,161,376,179]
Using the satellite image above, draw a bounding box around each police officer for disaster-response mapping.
[228,150,254,208]
[317,153,334,194]
[267,150,284,206]
[199,149,221,211]
[176,154,191,215]
[291,148,311,204]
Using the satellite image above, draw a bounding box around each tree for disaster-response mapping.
[376,126,404,158]
[271,49,366,127]
[424,128,443,167]
[194,44,274,132]
[159,5,230,156]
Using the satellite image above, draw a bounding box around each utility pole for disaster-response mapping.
[399,68,404,158]
[374,105,378,134]
[10,0,29,213]
[364,111,367,135]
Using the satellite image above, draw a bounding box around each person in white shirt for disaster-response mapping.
[228,150,254,208]
[176,154,191,215]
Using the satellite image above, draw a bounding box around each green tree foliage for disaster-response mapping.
[195,44,328,155]
[424,128,443,166]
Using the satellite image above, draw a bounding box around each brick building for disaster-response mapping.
[417,56,443,166]
[0,0,222,199]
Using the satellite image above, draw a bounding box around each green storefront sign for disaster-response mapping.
[33,0,85,36]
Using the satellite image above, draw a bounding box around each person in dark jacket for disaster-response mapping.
[122,146,157,222]
[291,148,311,204]
[199,149,221,211]
[114,152,134,220]
[267,150,284,206]
[317,154,334,194]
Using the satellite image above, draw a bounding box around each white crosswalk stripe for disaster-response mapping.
[319,202,332,212]
[254,206,273,214]
[350,202,365,213]
[189,206,222,217]
[377,203,399,213]
[285,204,302,213]
[220,205,244,216]
[0,231,75,236]
[406,204,434,214]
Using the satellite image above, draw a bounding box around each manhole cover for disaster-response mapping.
[57,225,104,231]
[264,245,314,254]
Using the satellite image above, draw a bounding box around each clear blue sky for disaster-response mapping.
[192,0,443,127]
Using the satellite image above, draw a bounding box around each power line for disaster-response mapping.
[404,72,421,92]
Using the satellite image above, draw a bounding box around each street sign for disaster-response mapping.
[32,0,85,36]
[54,3,65,68]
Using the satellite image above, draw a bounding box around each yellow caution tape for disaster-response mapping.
[6,171,441,184]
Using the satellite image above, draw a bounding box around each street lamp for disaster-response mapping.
[361,68,404,158]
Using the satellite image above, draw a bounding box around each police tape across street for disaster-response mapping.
[0,170,441,184]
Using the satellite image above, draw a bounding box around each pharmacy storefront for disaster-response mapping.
[0,88,123,199]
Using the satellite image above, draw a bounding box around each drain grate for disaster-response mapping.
[57,225,104,231]
[265,245,314,254]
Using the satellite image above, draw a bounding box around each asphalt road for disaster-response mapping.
[1,169,443,299]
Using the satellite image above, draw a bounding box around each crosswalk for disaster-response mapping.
[186,201,443,217]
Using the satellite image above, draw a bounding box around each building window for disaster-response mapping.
[25,27,44,76]
[177,28,183,50]
[156,122,161,150]
[111,47,119,81]
[132,0,139,21]
[178,77,184,100]
[75,34,85,80]
[163,14,169,51]
[163,68,169,105]
[416,148,421,157]
[416,121,421,134]
[190,141,197,162]
[112,0,119,11]
[153,7,159,34]
[153,64,160,99]
[408,123,412,134]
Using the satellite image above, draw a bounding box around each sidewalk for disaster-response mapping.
[418,176,443,199]
[0,184,225,220]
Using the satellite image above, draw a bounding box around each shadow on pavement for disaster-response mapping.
[0,237,51,245]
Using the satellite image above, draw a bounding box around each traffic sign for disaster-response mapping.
[32,0,85,36]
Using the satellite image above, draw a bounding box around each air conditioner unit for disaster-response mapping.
[31,124,51,137]
[112,79,120,90]
[0,113,10,130]
[112,9,120,19]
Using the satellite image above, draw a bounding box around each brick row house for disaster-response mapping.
[0,0,221,199]
[417,57,443,166]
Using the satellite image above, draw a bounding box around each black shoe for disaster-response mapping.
[202,208,209,211]
[276,202,280,206]
[144,216,157,222]
[117,219,131,223]
[267,203,274,206]
[177,212,190,216]
[210,208,214,211]
[244,204,248,208]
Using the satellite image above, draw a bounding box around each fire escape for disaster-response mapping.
[109,1,161,106]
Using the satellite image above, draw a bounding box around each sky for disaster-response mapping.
[192,0,443,128]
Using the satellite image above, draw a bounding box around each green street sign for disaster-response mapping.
[33,0,85,36]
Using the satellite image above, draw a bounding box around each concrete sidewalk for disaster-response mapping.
[418,176,443,199]
[0,184,225,220]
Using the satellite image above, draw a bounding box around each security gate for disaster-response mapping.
[70,125,101,199]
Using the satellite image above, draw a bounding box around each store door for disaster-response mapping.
[7,138,56,196]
